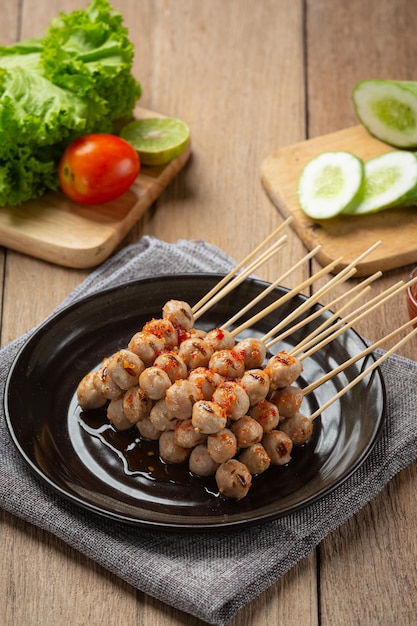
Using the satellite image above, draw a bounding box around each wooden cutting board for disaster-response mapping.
[261,125,417,277]
[0,107,191,269]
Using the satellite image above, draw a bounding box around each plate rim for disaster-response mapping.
[4,273,387,531]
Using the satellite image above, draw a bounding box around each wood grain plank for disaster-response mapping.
[5,0,415,625]
[125,0,308,288]
[261,126,417,276]
[0,107,190,269]
[1,3,147,626]
[320,466,417,626]
[0,2,316,626]
[1,514,140,626]
[305,2,417,626]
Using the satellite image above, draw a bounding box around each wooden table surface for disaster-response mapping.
[1,1,416,624]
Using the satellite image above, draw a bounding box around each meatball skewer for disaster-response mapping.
[191,221,292,319]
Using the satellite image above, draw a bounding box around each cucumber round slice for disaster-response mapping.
[297,151,364,219]
[353,79,417,148]
[345,150,417,215]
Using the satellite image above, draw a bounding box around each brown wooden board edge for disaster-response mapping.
[260,126,417,277]
[0,107,191,269]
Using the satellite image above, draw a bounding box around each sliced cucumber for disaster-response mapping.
[345,150,417,215]
[297,151,364,219]
[353,79,417,148]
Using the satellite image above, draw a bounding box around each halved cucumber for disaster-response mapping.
[297,151,364,219]
[353,79,417,148]
[345,150,417,215]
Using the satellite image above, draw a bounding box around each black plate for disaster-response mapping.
[4,274,386,531]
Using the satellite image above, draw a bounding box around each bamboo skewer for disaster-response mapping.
[290,280,408,359]
[230,256,345,337]
[181,238,412,434]
[219,245,322,330]
[295,285,373,351]
[191,217,293,314]
[194,238,381,340]
[303,317,417,396]
[193,235,288,321]
[294,273,417,361]
[287,273,384,355]
[263,267,357,346]
[265,272,382,349]
[308,324,417,422]
[262,241,381,345]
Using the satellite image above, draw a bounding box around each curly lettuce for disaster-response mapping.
[0,0,141,206]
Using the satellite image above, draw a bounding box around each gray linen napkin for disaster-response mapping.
[1,236,416,626]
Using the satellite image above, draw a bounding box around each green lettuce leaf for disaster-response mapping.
[0,0,141,206]
[41,0,141,118]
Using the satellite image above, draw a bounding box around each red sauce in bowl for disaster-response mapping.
[406,267,417,328]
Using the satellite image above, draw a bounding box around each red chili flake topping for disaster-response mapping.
[122,359,136,376]
[220,433,234,447]
[143,318,175,341]
[160,353,179,371]
[222,397,234,412]
[230,349,244,362]
[176,327,190,344]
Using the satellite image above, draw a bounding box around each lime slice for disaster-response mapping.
[297,151,364,219]
[345,150,417,215]
[120,117,190,166]
[353,79,417,148]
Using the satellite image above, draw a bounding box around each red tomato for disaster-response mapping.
[58,134,140,205]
